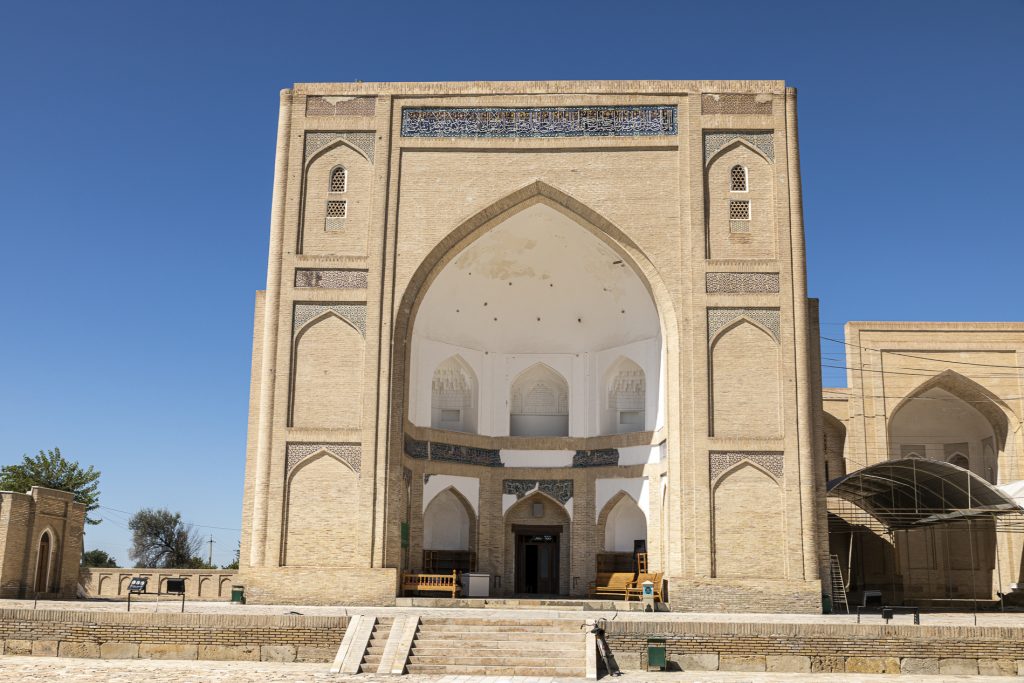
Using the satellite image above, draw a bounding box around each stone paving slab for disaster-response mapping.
[0,657,1019,682]
[3,598,1022,627]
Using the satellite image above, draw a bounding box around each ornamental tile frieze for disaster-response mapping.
[294,303,366,337]
[701,93,773,116]
[705,272,780,294]
[295,269,369,289]
[304,131,376,164]
[286,442,361,476]
[572,449,619,467]
[704,131,774,163]
[710,451,784,481]
[403,435,502,467]
[401,105,677,138]
[708,307,780,343]
[503,479,574,505]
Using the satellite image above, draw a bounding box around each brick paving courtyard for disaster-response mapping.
[0,656,1019,682]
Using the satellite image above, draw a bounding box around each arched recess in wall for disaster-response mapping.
[35,529,54,593]
[291,313,364,429]
[604,357,646,435]
[709,318,782,438]
[283,451,360,567]
[822,412,847,481]
[598,491,648,553]
[431,355,478,433]
[887,370,1012,483]
[423,487,475,551]
[705,140,775,259]
[712,462,785,578]
[299,138,373,257]
[503,491,572,596]
[510,363,569,437]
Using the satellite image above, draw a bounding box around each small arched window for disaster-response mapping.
[330,166,347,193]
[730,165,747,192]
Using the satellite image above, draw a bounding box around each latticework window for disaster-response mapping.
[330,167,347,193]
[326,200,347,218]
[729,200,750,220]
[730,165,747,192]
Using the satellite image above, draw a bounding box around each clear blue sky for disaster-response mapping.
[1,1,1021,566]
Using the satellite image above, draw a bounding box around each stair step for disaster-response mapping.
[417,625,583,634]
[417,617,574,626]
[416,631,584,641]
[409,655,575,667]
[406,664,585,676]
[412,641,582,652]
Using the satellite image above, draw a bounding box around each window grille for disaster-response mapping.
[326,200,347,218]
[729,200,750,220]
[330,167,347,193]
[730,165,747,192]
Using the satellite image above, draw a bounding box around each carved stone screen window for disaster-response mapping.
[729,199,750,233]
[730,165,747,192]
[330,166,347,193]
[326,200,347,230]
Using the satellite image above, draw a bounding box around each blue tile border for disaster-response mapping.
[401,105,677,138]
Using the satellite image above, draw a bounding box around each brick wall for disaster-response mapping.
[0,608,346,663]
[79,568,238,601]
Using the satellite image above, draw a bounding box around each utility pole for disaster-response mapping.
[208,534,214,567]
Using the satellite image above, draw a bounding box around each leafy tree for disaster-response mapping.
[81,549,118,568]
[223,541,240,570]
[0,448,101,524]
[128,508,204,568]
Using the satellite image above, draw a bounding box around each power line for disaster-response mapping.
[97,505,241,532]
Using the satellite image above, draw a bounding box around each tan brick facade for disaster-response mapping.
[237,80,827,610]
[0,487,85,599]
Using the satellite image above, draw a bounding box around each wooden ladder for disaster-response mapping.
[829,554,849,614]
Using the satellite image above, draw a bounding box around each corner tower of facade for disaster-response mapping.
[238,80,826,610]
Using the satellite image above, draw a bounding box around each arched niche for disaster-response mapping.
[604,357,646,435]
[706,142,775,259]
[291,313,365,429]
[503,491,572,596]
[300,141,372,256]
[423,488,475,551]
[35,529,54,593]
[283,452,360,567]
[431,355,478,434]
[600,493,647,553]
[712,462,785,578]
[823,412,847,481]
[510,363,569,437]
[710,319,782,438]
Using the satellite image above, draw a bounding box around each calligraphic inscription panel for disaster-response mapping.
[401,105,678,138]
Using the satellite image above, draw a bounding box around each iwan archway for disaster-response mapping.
[390,182,678,593]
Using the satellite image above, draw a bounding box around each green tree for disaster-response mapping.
[128,508,204,568]
[81,549,118,568]
[0,448,101,524]
[222,541,240,570]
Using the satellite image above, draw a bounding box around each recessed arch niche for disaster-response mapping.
[407,201,663,439]
[431,355,478,433]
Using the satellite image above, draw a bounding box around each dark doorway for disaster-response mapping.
[35,532,51,593]
[514,526,560,595]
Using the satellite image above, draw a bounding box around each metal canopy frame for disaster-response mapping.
[827,458,1021,530]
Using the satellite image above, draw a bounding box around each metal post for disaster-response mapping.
[967,517,978,626]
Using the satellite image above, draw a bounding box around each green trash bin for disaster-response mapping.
[647,637,666,671]
[231,585,245,604]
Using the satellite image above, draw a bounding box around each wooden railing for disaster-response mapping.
[400,571,459,598]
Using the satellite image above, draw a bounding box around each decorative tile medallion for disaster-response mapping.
[304,131,376,164]
[708,307,780,343]
[573,449,620,467]
[710,451,784,480]
[295,269,369,289]
[704,131,774,163]
[503,479,573,505]
[286,442,360,475]
[401,105,677,138]
[294,303,366,337]
[701,93,773,116]
[306,96,376,118]
[705,272,780,294]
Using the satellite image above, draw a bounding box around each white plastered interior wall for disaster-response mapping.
[408,204,664,441]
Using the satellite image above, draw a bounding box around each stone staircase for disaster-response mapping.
[402,616,587,677]
[359,617,394,673]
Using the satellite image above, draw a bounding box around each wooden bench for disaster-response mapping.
[589,572,635,599]
[625,572,664,602]
[401,571,459,598]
